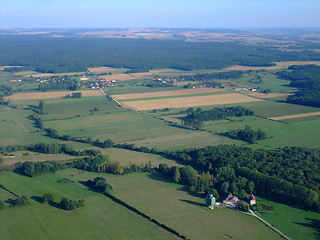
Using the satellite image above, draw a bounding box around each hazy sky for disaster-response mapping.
[1,0,319,28]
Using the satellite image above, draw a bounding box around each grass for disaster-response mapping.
[257,197,320,240]
[0,106,55,146]
[0,172,179,240]
[56,169,281,240]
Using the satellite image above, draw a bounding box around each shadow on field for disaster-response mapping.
[147,172,174,183]
[30,195,43,203]
[179,199,205,207]
[294,218,320,240]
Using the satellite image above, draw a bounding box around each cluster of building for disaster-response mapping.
[234,87,257,92]
[205,193,256,210]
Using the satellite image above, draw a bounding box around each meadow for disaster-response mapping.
[0,172,178,240]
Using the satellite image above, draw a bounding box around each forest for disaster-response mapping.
[1,35,320,73]
[277,64,320,107]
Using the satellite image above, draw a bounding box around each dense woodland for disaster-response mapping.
[277,65,320,107]
[179,70,244,81]
[1,36,320,73]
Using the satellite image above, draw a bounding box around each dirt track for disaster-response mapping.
[122,93,263,110]
[4,90,104,101]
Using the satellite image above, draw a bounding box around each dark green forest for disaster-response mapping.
[277,64,320,107]
[1,36,320,73]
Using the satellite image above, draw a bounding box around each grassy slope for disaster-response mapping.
[0,172,178,240]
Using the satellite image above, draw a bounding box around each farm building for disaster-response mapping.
[205,194,216,209]
[249,194,256,205]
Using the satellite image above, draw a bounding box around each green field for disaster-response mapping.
[0,172,178,240]
[0,106,55,146]
[257,197,320,240]
[56,169,282,240]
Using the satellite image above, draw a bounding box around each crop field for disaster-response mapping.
[56,169,282,240]
[269,111,320,120]
[246,92,293,99]
[122,93,263,111]
[4,90,104,101]
[112,88,226,100]
[0,172,178,240]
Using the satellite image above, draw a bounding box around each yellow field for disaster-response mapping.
[112,88,225,100]
[122,93,263,110]
[269,112,320,121]
[4,90,104,101]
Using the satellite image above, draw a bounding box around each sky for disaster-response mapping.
[0,0,319,29]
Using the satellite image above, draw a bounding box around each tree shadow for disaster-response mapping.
[48,201,61,209]
[294,218,320,240]
[179,199,205,207]
[147,172,174,183]
[30,195,42,203]
[5,198,15,205]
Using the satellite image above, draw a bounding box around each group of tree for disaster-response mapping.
[220,125,267,144]
[86,177,113,194]
[65,92,82,98]
[60,197,85,211]
[12,196,30,207]
[181,106,254,129]
[277,64,320,107]
[0,85,13,97]
[2,36,320,73]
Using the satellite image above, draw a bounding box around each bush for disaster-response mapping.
[41,193,54,203]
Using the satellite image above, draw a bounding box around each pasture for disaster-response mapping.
[0,106,55,146]
[0,172,178,240]
[56,169,282,240]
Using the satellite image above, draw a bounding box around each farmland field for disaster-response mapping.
[122,93,263,111]
[112,88,226,100]
[0,172,179,240]
[4,90,104,101]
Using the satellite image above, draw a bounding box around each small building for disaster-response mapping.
[249,194,256,205]
[205,194,216,209]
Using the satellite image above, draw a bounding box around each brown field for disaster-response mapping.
[269,111,320,121]
[112,88,226,100]
[223,61,320,71]
[100,72,153,81]
[122,93,263,111]
[4,90,104,101]
[88,67,117,73]
[247,93,293,98]
[0,66,22,71]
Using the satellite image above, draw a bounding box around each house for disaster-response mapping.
[249,194,256,205]
[224,193,240,204]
